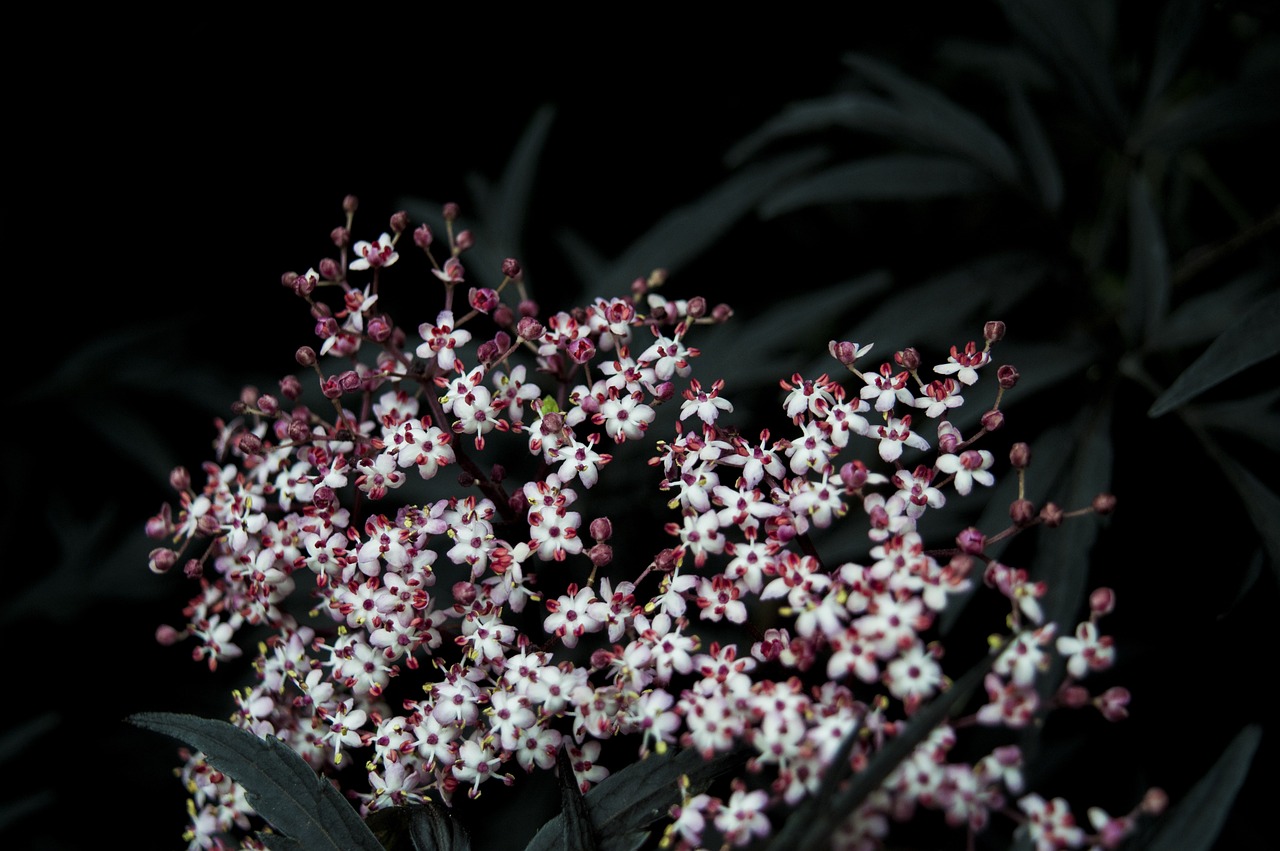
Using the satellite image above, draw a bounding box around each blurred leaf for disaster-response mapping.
[1138,72,1280,154]
[525,745,751,851]
[1140,0,1208,117]
[840,52,1021,183]
[767,650,994,851]
[1148,268,1270,351]
[999,0,1128,142]
[1214,452,1280,583]
[1142,723,1262,851]
[724,93,909,168]
[760,154,994,218]
[559,147,826,294]
[1148,288,1280,416]
[128,712,383,851]
[1195,388,1280,449]
[1006,77,1063,212]
[365,803,473,851]
[1127,173,1172,345]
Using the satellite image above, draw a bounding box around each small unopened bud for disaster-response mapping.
[455,229,474,251]
[330,226,350,248]
[413,224,433,250]
[518,299,540,317]
[229,400,248,415]
[1092,493,1117,514]
[456,471,476,488]
[539,412,565,435]
[442,202,460,222]
[342,194,359,214]
[508,491,529,518]
[1059,684,1091,709]
[652,381,675,403]
[938,425,961,455]
[292,274,314,297]
[144,513,170,540]
[490,464,506,483]
[452,581,477,608]
[997,365,1020,389]
[711,303,734,323]
[829,341,859,366]
[1010,499,1037,527]
[169,466,191,491]
[148,547,178,575]
[947,553,975,580]
[895,347,922,371]
[686,296,707,319]
[956,527,986,555]
[984,320,1006,342]
[1095,686,1130,721]
[367,315,392,342]
[567,338,596,364]
[590,648,614,669]
[588,543,613,569]
[653,547,681,573]
[184,559,204,579]
[238,433,262,456]
[1039,502,1063,527]
[390,210,409,233]
[318,257,341,280]
[469,287,499,314]
[278,375,302,400]
[155,624,182,646]
[516,316,544,341]
[493,303,515,329]
[314,317,338,342]
[320,376,343,399]
[476,340,500,365]
[1009,442,1031,469]
[981,409,1005,432]
[338,370,361,392]
[840,460,870,491]
[1141,788,1169,817]
[590,517,613,542]
[1089,587,1116,616]
[312,486,336,510]
[286,418,311,443]
[280,271,299,289]
[196,515,222,537]
[502,257,522,279]
[257,394,279,415]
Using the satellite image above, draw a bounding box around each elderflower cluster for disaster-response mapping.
[145,197,1161,851]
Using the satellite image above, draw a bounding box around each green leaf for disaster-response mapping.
[999,0,1127,142]
[760,154,993,218]
[1142,724,1262,851]
[1127,173,1172,345]
[128,712,384,851]
[842,52,1021,183]
[524,745,751,851]
[558,147,826,294]
[768,651,995,851]
[724,93,907,168]
[365,803,473,851]
[1006,77,1062,212]
[1148,288,1280,416]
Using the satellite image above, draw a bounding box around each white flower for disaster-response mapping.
[350,233,398,270]
[416,310,472,372]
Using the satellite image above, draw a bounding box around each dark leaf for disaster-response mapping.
[1148,288,1280,416]
[724,93,908,168]
[1139,0,1208,117]
[1214,452,1280,584]
[1138,73,1280,154]
[127,712,384,851]
[366,803,473,851]
[1142,724,1262,851]
[760,154,993,218]
[525,745,751,851]
[999,0,1128,142]
[1148,268,1270,351]
[1006,77,1062,212]
[842,52,1021,183]
[558,746,599,851]
[1127,173,1172,346]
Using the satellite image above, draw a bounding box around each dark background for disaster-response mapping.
[6,5,1278,849]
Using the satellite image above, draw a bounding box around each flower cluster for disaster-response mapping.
[145,197,1161,851]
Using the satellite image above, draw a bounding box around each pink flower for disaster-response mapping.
[416,310,472,371]
[350,233,399,271]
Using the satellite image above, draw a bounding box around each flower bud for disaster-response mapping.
[457,471,476,488]
[711,303,734,323]
[1092,493,1117,515]
[947,553,974,580]
[1141,788,1169,816]
[196,515,221,537]
[455,229,474,251]
[490,464,506,483]
[314,316,338,341]
[475,340,500,365]
[452,581,477,608]
[338,370,361,392]
[839,460,870,490]
[278,375,302,400]
[997,365,1019,389]
[652,381,676,403]
[312,486,337,510]
[184,559,204,579]
[311,301,332,319]
[981,409,1004,432]
[1009,442,1031,469]
[493,304,515,329]
[517,316,545,341]
[280,271,299,289]
[588,542,613,569]
[686,296,707,319]
[155,624,182,646]
[287,418,311,443]
[469,287,499,314]
[653,547,681,573]
[367,314,392,342]
[518,299,540,317]
[390,210,409,233]
[590,648,615,670]
[144,512,171,540]
[1059,684,1091,708]
[984,320,1006,342]
[1039,502,1063,527]
[956,527,986,555]
[1095,686,1130,721]
[539,412,565,436]
[343,194,359,214]
[1089,587,1116,616]
[502,258,522,279]
[442,202,460,222]
[590,517,613,542]
[330,226,350,248]
[895,347,921,371]
[413,224,434,249]
[567,338,596,364]
[320,376,343,399]
[148,547,178,575]
[169,466,191,491]
[1009,499,1037,527]
[256,394,279,415]
[238,433,262,456]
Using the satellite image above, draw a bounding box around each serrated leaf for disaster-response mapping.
[1142,724,1262,851]
[524,745,751,851]
[1127,173,1171,345]
[365,802,473,851]
[760,154,993,218]
[1006,77,1062,212]
[999,0,1127,142]
[1148,288,1280,416]
[128,712,384,851]
[560,147,826,294]
[768,651,995,851]
[842,52,1020,183]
